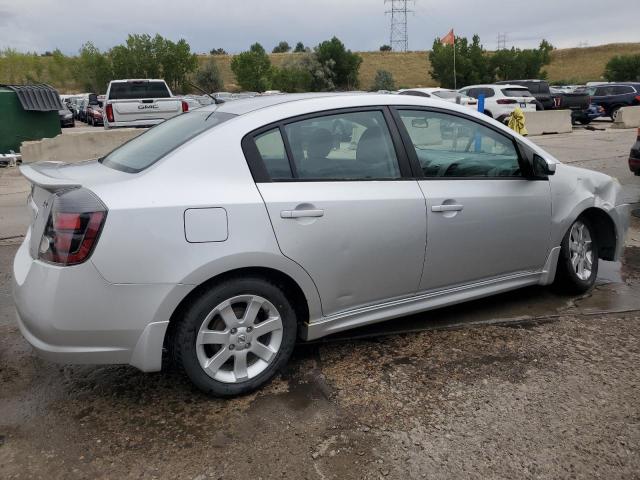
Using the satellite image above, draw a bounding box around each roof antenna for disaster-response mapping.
[188,82,224,105]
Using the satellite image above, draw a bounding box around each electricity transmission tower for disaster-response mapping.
[496,33,508,50]
[385,0,414,52]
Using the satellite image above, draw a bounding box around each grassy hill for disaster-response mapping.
[205,42,640,91]
[3,42,638,93]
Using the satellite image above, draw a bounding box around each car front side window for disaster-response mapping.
[397,109,522,178]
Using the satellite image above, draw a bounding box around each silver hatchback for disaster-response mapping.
[14,93,630,396]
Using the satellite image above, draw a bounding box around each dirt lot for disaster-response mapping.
[1,126,639,479]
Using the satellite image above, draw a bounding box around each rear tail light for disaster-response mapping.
[496,99,517,104]
[38,188,107,266]
[105,104,114,123]
[635,96,640,102]
[181,100,189,112]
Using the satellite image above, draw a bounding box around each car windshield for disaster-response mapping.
[108,81,171,100]
[502,88,532,97]
[100,110,236,173]
[433,90,460,99]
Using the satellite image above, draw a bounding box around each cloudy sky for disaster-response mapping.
[0,0,637,54]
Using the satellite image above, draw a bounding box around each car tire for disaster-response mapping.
[610,106,621,121]
[172,276,298,396]
[553,216,598,294]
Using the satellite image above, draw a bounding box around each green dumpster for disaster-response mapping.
[0,84,62,153]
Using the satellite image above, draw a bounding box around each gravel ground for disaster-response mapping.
[1,127,639,479]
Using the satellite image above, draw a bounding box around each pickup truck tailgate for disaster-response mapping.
[112,98,181,122]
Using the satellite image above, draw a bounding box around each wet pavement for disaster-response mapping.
[1,128,640,479]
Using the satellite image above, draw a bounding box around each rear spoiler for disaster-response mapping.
[19,162,81,192]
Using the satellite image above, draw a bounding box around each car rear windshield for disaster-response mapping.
[433,90,460,99]
[501,88,532,97]
[100,110,236,173]
[108,81,171,100]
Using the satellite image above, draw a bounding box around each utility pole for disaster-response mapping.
[385,0,414,52]
[496,32,507,50]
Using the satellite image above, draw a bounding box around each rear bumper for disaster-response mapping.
[12,235,191,371]
[104,118,166,129]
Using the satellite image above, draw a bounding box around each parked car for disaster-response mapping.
[572,103,605,125]
[630,128,640,176]
[76,98,88,122]
[496,80,555,110]
[103,79,187,129]
[14,93,630,396]
[58,105,75,127]
[86,102,104,126]
[582,83,640,120]
[458,84,537,122]
[179,96,204,111]
[399,88,477,107]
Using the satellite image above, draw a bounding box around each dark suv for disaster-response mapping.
[584,83,640,120]
[495,80,554,110]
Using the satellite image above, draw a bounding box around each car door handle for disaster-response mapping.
[280,209,325,219]
[431,204,464,212]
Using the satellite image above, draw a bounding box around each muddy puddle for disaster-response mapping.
[315,247,640,342]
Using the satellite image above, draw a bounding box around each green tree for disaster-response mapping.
[161,38,198,92]
[372,69,395,90]
[315,36,362,89]
[488,40,554,81]
[604,54,640,81]
[272,41,291,53]
[194,59,223,92]
[293,42,306,53]
[210,48,227,55]
[379,45,392,52]
[75,42,113,93]
[230,43,272,92]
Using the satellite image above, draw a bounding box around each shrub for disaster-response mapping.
[372,69,395,91]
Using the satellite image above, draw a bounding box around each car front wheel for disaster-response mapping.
[553,217,598,293]
[172,277,297,396]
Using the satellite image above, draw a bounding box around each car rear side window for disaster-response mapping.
[282,111,401,180]
[254,129,293,180]
[108,81,171,100]
[397,109,522,178]
[100,111,236,173]
[613,85,634,95]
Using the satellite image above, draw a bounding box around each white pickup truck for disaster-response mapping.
[103,79,188,129]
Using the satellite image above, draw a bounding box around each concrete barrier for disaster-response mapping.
[20,128,145,163]
[612,106,640,129]
[524,110,572,136]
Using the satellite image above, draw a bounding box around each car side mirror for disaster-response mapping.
[412,118,429,129]
[533,154,556,176]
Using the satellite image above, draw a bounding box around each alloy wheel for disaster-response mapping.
[569,220,594,281]
[195,295,284,383]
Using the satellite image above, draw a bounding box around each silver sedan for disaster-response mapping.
[14,93,630,396]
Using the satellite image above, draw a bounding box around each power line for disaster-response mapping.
[385,0,414,52]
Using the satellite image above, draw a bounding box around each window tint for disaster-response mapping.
[100,111,236,173]
[398,109,522,178]
[108,81,171,100]
[282,111,401,180]
[433,90,460,99]
[526,83,540,94]
[502,88,532,97]
[480,88,495,98]
[613,85,634,95]
[399,90,430,97]
[254,129,293,180]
